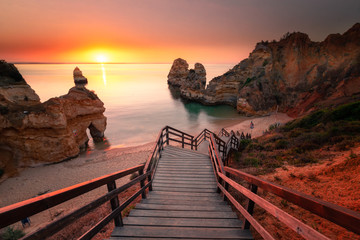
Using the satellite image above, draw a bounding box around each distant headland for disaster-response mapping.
[168,23,360,117]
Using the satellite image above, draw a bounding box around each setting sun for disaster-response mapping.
[95,54,108,63]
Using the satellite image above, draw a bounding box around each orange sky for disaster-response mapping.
[1,0,359,63]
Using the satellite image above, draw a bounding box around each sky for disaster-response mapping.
[0,0,359,64]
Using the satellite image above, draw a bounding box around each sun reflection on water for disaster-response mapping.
[101,63,107,86]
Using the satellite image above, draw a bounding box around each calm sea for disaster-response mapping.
[16,63,246,149]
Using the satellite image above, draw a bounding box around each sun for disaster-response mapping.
[95,54,108,63]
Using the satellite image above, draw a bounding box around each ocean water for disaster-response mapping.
[16,63,246,148]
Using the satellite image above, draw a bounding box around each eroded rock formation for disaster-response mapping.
[0,62,106,176]
[167,58,206,97]
[172,23,360,116]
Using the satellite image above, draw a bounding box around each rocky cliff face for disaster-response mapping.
[0,61,106,176]
[173,23,360,116]
[168,58,206,95]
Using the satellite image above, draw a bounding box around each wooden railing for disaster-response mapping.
[0,126,246,239]
[0,165,149,240]
[224,130,240,165]
[218,128,230,137]
[208,133,360,239]
[194,128,228,162]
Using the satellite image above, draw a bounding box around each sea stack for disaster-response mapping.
[167,58,207,101]
[167,58,206,89]
[73,66,88,88]
[0,61,107,176]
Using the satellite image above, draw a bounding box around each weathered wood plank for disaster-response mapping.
[165,146,209,156]
[160,155,209,159]
[153,177,215,182]
[148,194,224,201]
[129,209,238,218]
[153,179,215,184]
[155,173,214,178]
[141,198,227,206]
[135,203,232,212]
[156,166,213,170]
[157,166,212,170]
[123,217,242,228]
[161,155,209,158]
[160,154,209,158]
[153,187,216,193]
[111,226,253,239]
[153,183,216,189]
[155,170,213,175]
[151,191,218,197]
[158,162,212,166]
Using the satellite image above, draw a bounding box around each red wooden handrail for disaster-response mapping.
[208,130,360,238]
[0,164,144,229]
[224,167,360,235]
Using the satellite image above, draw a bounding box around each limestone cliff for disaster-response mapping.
[0,61,106,176]
[173,23,360,116]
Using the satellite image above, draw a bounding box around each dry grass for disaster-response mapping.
[228,146,360,239]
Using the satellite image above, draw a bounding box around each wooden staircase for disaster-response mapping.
[109,145,253,239]
[1,126,359,239]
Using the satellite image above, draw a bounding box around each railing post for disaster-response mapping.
[139,169,146,199]
[243,184,258,229]
[223,172,230,201]
[191,136,194,150]
[195,138,198,150]
[182,133,185,148]
[166,127,169,145]
[148,174,153,191]
[107,181,123,227]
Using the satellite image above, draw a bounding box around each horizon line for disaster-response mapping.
[8,61,239,65]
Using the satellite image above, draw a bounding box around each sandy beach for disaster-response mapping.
[0,112,293,234]
[224,112,293,138]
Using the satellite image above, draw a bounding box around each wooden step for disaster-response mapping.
[140,198,227,206]
[156,166,213,171]
[155,170,213,175]
[111,226,253,239]
[158,162,212,167]
[148,194,224,202]
[155,174,214,178]
[123,216,242,228]
[153,179,216,185]
[153,187,216,193]
[153,182,216,189]
[135,203,232,212]
[153,177,215,182]
[129,209,238,218]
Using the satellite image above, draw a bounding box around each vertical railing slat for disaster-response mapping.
[243,184,258,229]
[107,181,123,226]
